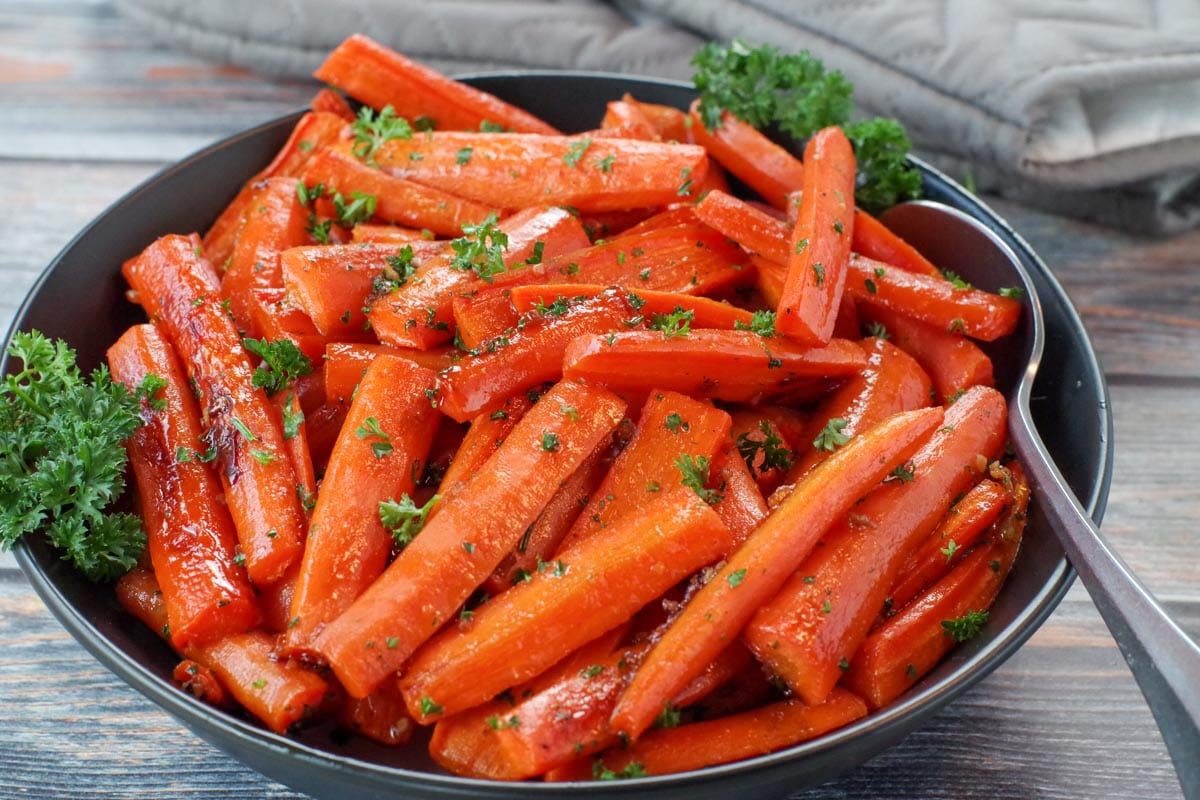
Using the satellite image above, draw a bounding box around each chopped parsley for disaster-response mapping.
[736,420,794,475]
[242,337,313,396]
[942,609,989,642]
[449,213,509,283]
[563,137,593,168]
[649,306,694,338]
[812,417,850,451]
[351,105,413,165]
[675,454,722,505]
[355,416,393,458]
[378,493,440,548]
[733,309,776,337]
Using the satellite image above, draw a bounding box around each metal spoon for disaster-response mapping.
[880,199,1200,799]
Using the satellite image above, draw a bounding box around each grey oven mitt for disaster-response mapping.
[118,0,1200,234]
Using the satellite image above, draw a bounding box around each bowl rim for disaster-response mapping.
[7,70,1114,793]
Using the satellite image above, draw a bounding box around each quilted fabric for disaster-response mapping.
[117,0,1200,233]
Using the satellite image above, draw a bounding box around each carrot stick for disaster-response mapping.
[752,254,786,307]
[203,111,347,266]
[368,206,590,349]
[510,284,755,330]
[314,34,559,135]
[562,330,866,406]
[220,177,311,336]
[282,355,441,657]
[323,342,454,406]
[558,391,731,550]
[783,336,933,485]
[174,659,232,708]
[888,477,1011,611]
[744,386,1007,705]
[399,490,730,721]
[484,443,610,594]
[438,290,636,422]
[711,439,769,548]
[280,241,438,340]
[351,223,428,244]
[108,324,259,649]
[451,288,520,350]
[272,391,316,519]
[303,144,497,237]
[846,255,1022,341]
[853,210,943,278]
[601,100,659,140]
[844,464,1029,708]
[686,102,804,209]
[433,392,531,505]
[376,133,709,213]
[694,189,790,264]
[116,566,170,635]
[609,207,698,239]
[309,87,354,120]
[610,406,942,740]
[579,690,867,780]
[338,679,416,747]
[728,410,795,497]
[858,304,995,402]
[776,127,856,346]
[314,380,627,697]
[123,235,305,586]
[630,96,692,143]
[246,288,326,364]
[191,631,328,733]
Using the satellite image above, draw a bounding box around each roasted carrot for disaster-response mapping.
[776,127,856,346]
[752,254,786,307]
[192,631,328,733]
[116,565,170,635]
[669,641,757,710]
[309,87,354,120]
[853,210,943,278]
[846,255,1022,341]
[511,284,755,330]
[631,96,692,143]
[303,144,497,237]
[108,324,259,649]
[174,659,231,708]
[783,336,933,484]
[844,464,1029,708]
[686,102,804,209]
[707,439,768,548]
[314,380,626,697]
[694,189,790,264]
[220,177,311,336]
[432,392,531,508]
[376,133,709,213]
[204,111,347,266]
[323,342,454,406]
[399,490,730,721]
[258,566,299,634]
[559,391,731,550]
[601,99,659,140]
[438,290,635,422]
[858,304,995,402]
[745,386,1007,705]
[123,234,305,586]
[246,288,326,364]
[610,406,942,740]
[314,34,559,134]
[728,410,794,497]
[888,476,1011,611]
[283,356,441,657]
[352,223,428,244]
[367,206,590,349]
[572,690,868,780]
[338,679,416,747]
[451,288,520,350]
[272,390,316,518]
[562,330,866,405]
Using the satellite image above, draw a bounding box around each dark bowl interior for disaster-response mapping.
[8,73,1113,799]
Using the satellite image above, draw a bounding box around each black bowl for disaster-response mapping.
[8,73,1113,799]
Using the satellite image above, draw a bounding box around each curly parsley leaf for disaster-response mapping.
[449,213,509,283]
[351,105,413,166]
[675,454,722,505]
[649,306,694,338]
[733,309,777,337]
[842,118,923,213]
[812,417,851,452]
[242,337,313,396]
[0,331,145,581]
[332,190,377,228]
[736,420,794,476]
[379,493,440,549]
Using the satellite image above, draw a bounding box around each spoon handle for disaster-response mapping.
[1011,414,1200,799]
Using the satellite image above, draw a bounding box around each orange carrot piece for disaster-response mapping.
[844,464,1029,708]
[203,111,347,266]
[314,380,626,697]
[258,566,299,634]
[776,127,857,346]
[852,209,943,278]
[123,235,305,586]
[745,386,1007,705]
[438,290,635,422]
[609,206,698,239]
[303,144,497,237]
[686,102,804,209]
[314,34,559,134]
[376,133,709,213]
[485,443,611,595]
[889,477,1011,611]
[221,177,311,336]
[116,566,170,635]
[451,288,520,350]
[247,287,326,364]
[108,325,259,649]
[323,342,455,406]
[562,330,866,405]
[338,678,416,747]
[581,690,868,779]
[174,659,231,708]
[272,390,316,518]
[753,254,786,307]
[510,284,755,330]
[711,439,769,549]
[559,391,731,550]
[846,255,1022,341]
[694,189,790,264]
[631,97,692,143]
[400,490,730,721]
[309,87,354,120]
[368,206,590,349]
[351,223,428,244]
[601,100,659,139]
[283,356,441,657]
[784,336,933,484]
[191,631,328,733]
[429,702,532,781]
[610,406,942,740]
[280,241,437,340]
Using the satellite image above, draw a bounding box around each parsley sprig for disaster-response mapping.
[0,332,146,581]
[351,105,413,165]
[378,493,440,548]
[449,214,509,283]
[675,454,722,505]
[942,609,989,642]
[736,421,794,476]
[242,338,313,396]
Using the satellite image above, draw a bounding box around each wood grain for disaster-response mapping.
[0,2,1196,799]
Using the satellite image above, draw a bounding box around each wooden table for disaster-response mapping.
[1,3,1196,798]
